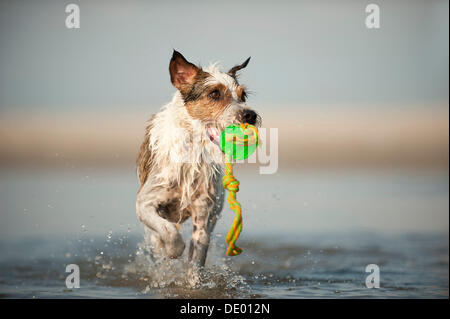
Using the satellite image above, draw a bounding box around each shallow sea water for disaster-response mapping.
[0,232,448,298]
[0,168,448,298]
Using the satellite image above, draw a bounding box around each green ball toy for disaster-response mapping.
[220,124,259,161]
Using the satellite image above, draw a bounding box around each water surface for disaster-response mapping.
[0,168,448,298]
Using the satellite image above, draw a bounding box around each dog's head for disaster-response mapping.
[169,50,261,148]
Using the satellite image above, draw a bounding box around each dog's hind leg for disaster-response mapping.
[136,186,185,259]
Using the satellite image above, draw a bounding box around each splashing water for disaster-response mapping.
[86,229,251,298]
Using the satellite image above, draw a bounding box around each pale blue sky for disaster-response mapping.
[0,0,448,114]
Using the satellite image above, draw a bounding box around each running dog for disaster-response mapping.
[136,50,260,269]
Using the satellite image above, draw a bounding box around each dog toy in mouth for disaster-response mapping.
[220,123,259,256]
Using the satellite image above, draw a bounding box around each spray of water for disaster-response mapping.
[89,229,251,298]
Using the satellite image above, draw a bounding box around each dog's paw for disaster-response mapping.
[163,226,185,259]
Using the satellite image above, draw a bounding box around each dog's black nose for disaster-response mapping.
[242,109,258,125]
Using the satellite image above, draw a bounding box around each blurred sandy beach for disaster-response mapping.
[1,104,447,169]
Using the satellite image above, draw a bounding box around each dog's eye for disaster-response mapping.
[241,91,247,102]
[208,89,221,100]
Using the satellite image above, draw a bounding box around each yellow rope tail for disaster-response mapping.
[222,123,258,256]
[223,162,242,256]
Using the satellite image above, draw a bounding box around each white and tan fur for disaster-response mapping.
[136,51,260,270]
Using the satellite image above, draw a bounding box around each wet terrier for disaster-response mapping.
[136,50,260,270]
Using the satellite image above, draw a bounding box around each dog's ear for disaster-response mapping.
[228,57,251,77]
[169,50,199,90]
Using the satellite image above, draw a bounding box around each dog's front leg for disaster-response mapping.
[136,186,185,259]
[187,200,217,287]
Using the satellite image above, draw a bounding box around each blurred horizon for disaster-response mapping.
[0,103,448,169]
[1,0,448,170]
